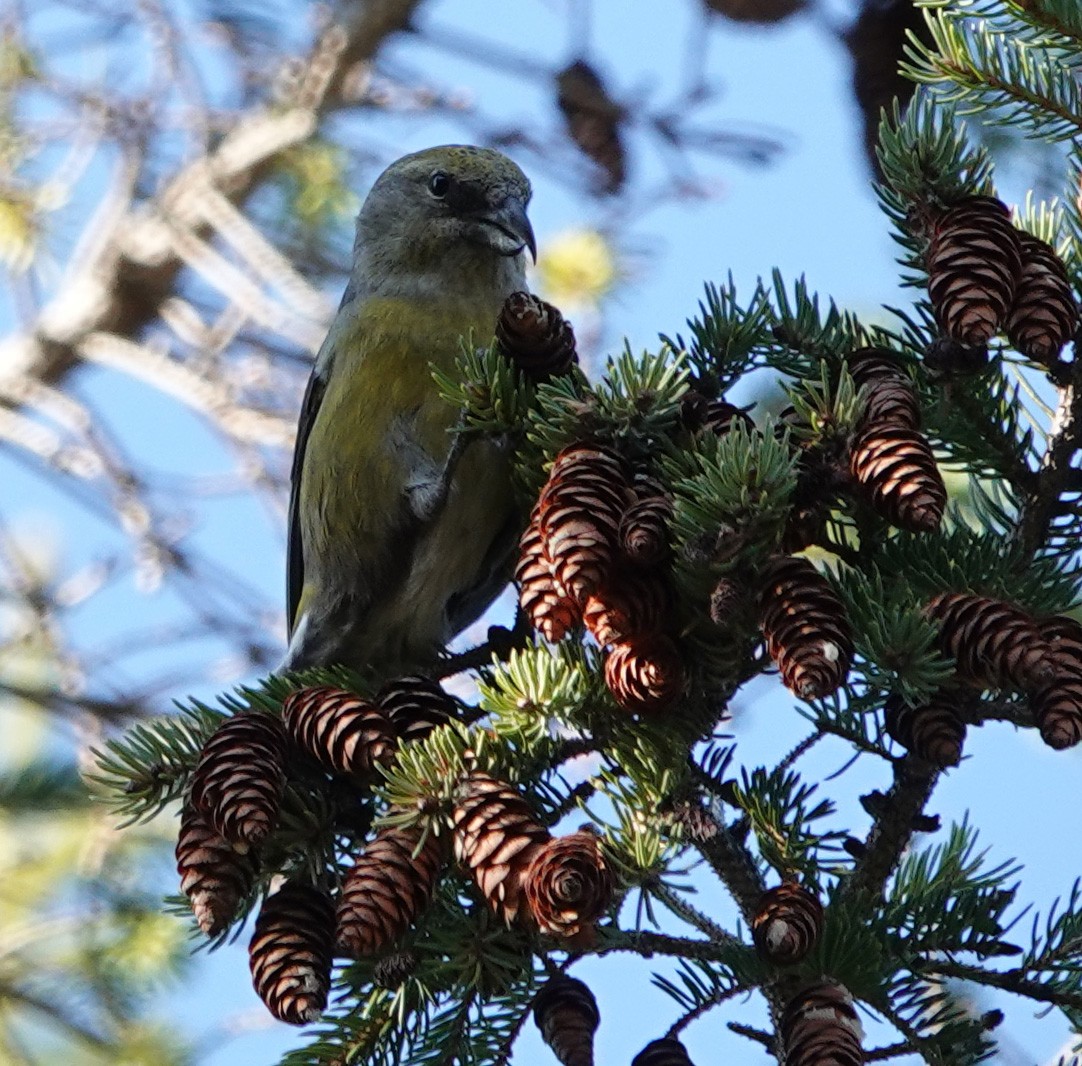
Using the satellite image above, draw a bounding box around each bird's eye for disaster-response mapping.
[428,171,450,198]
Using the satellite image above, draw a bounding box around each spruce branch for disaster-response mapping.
[917,957,1082,1013]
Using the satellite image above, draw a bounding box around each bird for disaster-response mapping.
[280,145,536,678]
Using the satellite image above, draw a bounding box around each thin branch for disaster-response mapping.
[917,957,1082,1012]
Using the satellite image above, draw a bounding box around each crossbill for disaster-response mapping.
[281,145,536,676]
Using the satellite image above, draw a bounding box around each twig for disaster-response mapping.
[916,957,1082,1012]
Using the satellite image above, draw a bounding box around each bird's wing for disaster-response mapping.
[286,365,327,637]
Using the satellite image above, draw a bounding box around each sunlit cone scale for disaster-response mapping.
[176,803,259,937]
[924,592,1055,691]
[1006,232,1078,365]
[583,568,671,647]
[249,882,335,1025]
[884,693,966,767]
[849,422,946,533]
[524,829,614,940]
[926,195,1022,346]
[631,1037,696,1066]
[532,974,600,1066]
[752,882,824,965]
[516,506,580,642]
[282,686,396,780]
[781,979,865,1066]
[377,674,457,743]
[757,556,853,699]
[452,770,550,926]
[604,634,684,713]
[336,823,445,957]
[189,711,287,850]
[496,291,579,380]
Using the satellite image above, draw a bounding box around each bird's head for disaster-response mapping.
[353,146,536,300]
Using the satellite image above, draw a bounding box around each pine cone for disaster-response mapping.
[496,291,578,380]
[680,390,754,437]
[517,506,580,642]
[849,423,946,533]
[604,634,684,713]
[619,494,673,567]
[709,576,744,627]
[378,674,457,743]
[524,829,614,940]
[336,823,444,957]
[704,0,805,24]
[189,712,286,850]
[452,771,550,926]
[781,980,864,1066]
[539,445,632,607]
[1036,614,1082,677]
[1030,678,1082,750]
[533,974,600,1066]
[632,1037,696,1066]
[927,195,1022,347]
[751,882,824,965]
[1006,232,1078,365]
[556,60,626,194]
[884,693,966,767]
[249,882,335,1025]
[282,686,396,781]
[848,347,920,430]
[758,556,853,699]
[583,569,671,647]
[924,591,1055,691]
[176,804,258,937]
[373,950,418,988]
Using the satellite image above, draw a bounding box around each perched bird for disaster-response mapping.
[281,145,536,676]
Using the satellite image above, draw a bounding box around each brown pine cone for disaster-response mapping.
[781,980,864,1066]
[496,291,578,380]
[556,60,626,195]
[632,1037,696,1066]
[378,674,457,743]
[1006,232,1078,365]
[282,686,396,781]
[927,195,1022,347]
[516,506,580,642]
[924,592,1055,691]
[704,0,805,23]
[249,882,335,1025]
[452,771,550,927]
[524,829,614,940]
[336,823,444,958]
[751,882,824,965]
[619,494,673,567]
[848,347,921,430]
[583,569,672,647]
[1036,614,1082,677]
[189,712,286,850]
[849,422,946,534]
[176,804,258,937]
[533,974,600,1066]
[884,693,966,767]
[539,444,633,607]
[604,634,684,713]
[1030,677,1082,750]
[758,556,853,699]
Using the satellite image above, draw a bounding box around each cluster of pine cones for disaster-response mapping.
[175,677,613,1025]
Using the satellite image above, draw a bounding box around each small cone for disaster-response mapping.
[189,712,286,850]
[556,60,626,194]
[282,686,396,780]
[751,882,824,965]
[781,980,864,1066]
[539,445,632,607]
[533,974,600,1066]
[1030,678,1082,750]
[378,674,457,743]
[524,829,614,940]
[924,591,1055,691]
[704,0,805,23]
[619,494,673,567]
[517,507,580,642]
[249,882,335,1025]
[373,950,418,988]
[336,823,444,957]
[632,1037,696,1066]
[758,556,853,699]
[496,292,578,380]
[884,693,966,767]
[927,195,1022,347]
[604,634,684,713]
[583,569,671,647]
[849,423,946,533]
[848,347,920,430]
[1006,232,1078,365]
[452,771,550,926]
[176,804,258,937]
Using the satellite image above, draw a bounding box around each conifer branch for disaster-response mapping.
[916,958,1082,1012]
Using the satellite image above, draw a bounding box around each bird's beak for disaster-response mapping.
[477,195,537,262]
